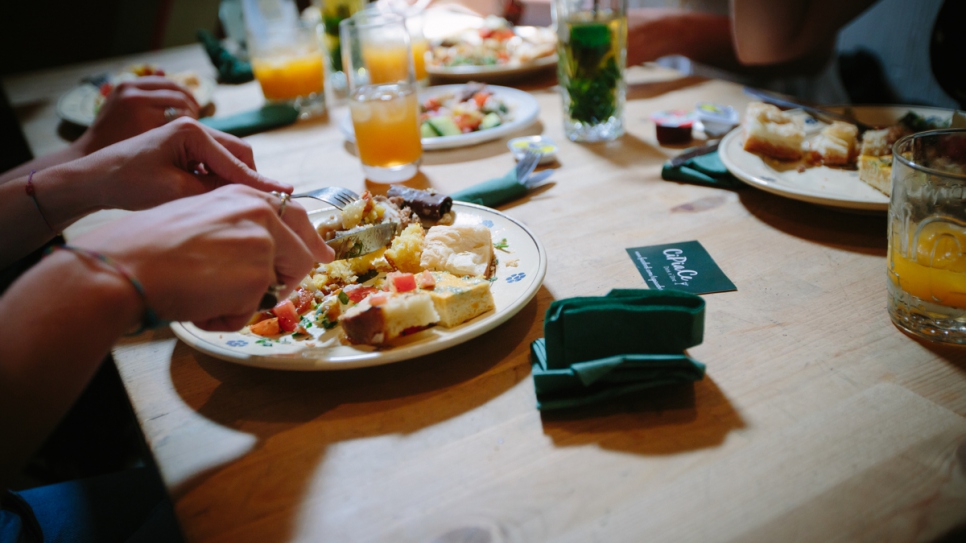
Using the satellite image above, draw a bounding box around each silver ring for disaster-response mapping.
[271,191,291,218]
[163,107,181,122]
[258,283,287,310]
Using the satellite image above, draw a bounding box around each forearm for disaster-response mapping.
[0,249,141,485]
[0,163,106,268]
[0,134,94,185]
[731,0,877,65]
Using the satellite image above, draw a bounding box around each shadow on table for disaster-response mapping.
[626,75,707,101]
[898,332,966,371]
[737,188,888,257]
[575,131,667,168]
[539,376,744,456]
[163,289,546,540]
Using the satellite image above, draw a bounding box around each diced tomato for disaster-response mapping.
[416,271,436,289]
[497,50,510,62]
[250,317,281,336]
[390,272,417,293]
[293,288,314,314]
[272,299,299,332]
[345,285,378,304]
[454,114,482,132]
[99,83,113,97]
[473,91,491,108]
[369,292,389,306]
[422,97,442,111]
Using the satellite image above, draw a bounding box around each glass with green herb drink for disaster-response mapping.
[553,0,627,142]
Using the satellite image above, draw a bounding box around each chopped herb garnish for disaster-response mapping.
[494,238,510,252]
[255,338,274,347]
[338,291,350,304]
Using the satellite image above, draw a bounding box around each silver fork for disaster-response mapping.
[515,149,541,183]
[290,186,360,209]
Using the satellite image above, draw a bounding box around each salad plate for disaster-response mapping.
[56,71,216,127]
[719,105,954,212]
[170,202,547,370]
[340,84,540,150]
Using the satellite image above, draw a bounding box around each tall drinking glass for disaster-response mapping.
[341,10,422,183]
[553,0,627,142]
[244,0,326,116]
[318,0,366,97]
[887,129,966,343]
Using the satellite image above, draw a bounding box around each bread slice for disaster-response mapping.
[808,121,858,166]
[742,101,805,161]
[858,154,893,196]
[420,224,495,278]
[427,271,495,327]
[340,291,439,345]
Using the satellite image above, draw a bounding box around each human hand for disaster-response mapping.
[78,76,201,153]
[73,117,292,212]
[72,185,335,331]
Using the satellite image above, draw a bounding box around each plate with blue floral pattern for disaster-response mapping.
[170,202,547,370]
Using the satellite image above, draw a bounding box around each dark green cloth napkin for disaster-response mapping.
[661,149,742,190]
[197,29,253,84]
[199,104,299,137]
[531,289,707,411]
[451,166,528,207]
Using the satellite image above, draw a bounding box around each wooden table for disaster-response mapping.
[6,44,966,543]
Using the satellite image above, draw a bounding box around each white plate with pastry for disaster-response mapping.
[719,105,955,212]
[170,202,547,370]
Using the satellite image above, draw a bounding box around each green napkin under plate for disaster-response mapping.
[451,166,528,207]
[662,149,742,190]
[197,29,253,84]
[530,289,707,411]
[199,104,299,137]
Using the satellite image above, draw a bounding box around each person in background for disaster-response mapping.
[0,118,334,542]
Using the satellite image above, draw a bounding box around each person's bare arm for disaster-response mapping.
[730,0,878,65]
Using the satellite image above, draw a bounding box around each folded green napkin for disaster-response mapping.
[199,104,299,137]
[531,289,707,411]
[451,166,528,207]
[197,29,253,84]
[661,149,742,190]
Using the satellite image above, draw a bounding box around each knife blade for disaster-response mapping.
[326,223,396,260]
[668,140,720,168]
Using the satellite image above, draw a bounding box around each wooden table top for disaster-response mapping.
[5,44,966,543]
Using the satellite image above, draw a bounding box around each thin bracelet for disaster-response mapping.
[25,170,56,233]
[46,244,167,334]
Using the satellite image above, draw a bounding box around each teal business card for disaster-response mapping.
[626,240,736,294]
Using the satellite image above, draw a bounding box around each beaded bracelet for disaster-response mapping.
[46,244,167,334]
[25,170,56,233]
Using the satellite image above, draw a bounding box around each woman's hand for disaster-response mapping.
[72,117,292,213]
[72,184,335,332]
[77,76,201,153]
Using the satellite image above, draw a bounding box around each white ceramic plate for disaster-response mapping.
[719,105,954,212]
[427,54,557,79]
[340,84,540,150]
[56,73,216,127]
[171,202,547,370]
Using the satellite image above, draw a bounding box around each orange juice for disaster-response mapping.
[889,220,966,309]
[349,85,421,168]
[410,37,429,81]
[252,52,325,101]
[362,42,411,84]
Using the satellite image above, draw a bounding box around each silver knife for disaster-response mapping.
[326,223,396,260]
[668,141,720,168]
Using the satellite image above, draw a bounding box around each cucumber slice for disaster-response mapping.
[427,116,462,137]
[480,112,502,130]
[420,121,438,138]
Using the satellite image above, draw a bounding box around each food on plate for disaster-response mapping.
[95,64,207,111]
[386,185,453,221]
[419,82,510,137]
[247,189,497,347]
[428,16,556,69]
[426,271,496,328]
[742,102,806,161]
[341,290,440,345]
[807,121,858,166]
[420,224,496,279]
[855,112,949,195]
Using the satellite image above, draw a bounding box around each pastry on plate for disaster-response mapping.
[742,101,806,161]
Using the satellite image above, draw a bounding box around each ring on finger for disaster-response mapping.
[258,282,287,310]
[163,107,182,122]
[270,191,291,218]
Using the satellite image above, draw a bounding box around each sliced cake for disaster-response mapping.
[426,271,495,327]
[340,291,439,345]
[742,101,806,161]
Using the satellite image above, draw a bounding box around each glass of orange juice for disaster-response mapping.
[341,10,422,183]
[245,0,326,117]
[405,13,429,86]
[887,129,966,343]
